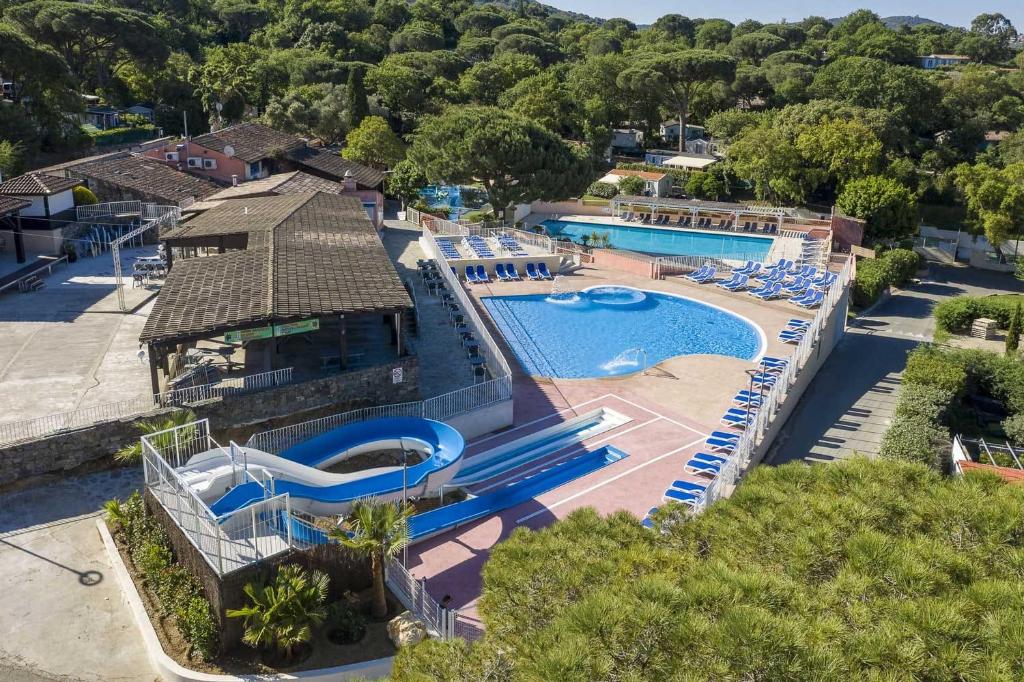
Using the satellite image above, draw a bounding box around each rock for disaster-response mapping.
[387,610,427,647]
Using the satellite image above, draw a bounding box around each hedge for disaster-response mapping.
[107,492,218,659]
[901,346,969,395]
[86,124,159,147]
[934,295,1024,333]
[585,181,618,199]
[851,248,920,308]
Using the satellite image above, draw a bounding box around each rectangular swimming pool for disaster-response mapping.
[542,219,773,260]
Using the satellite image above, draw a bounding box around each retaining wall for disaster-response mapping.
[0,358,420,490]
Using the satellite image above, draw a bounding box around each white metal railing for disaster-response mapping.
[246,376,513,454]
[76,201,142,221]
[0,255,69,294]
[692,256,855,513]
[421,230,513,379]
[385,558,459,639]
[0,367,295,447]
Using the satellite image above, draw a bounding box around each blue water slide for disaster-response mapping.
[209,418,465,518]
[408,445,627,542]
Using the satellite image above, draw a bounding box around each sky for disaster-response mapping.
[547,1,1024,30]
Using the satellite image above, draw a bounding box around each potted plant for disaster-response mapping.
[62,240,78,263]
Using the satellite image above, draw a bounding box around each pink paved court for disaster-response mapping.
[403,263,810,633]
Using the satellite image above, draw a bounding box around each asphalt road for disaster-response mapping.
[767,263,1024,466]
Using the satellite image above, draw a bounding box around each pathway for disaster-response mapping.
[768,263,1024,465]
[381,221,476,397]
[0,467,153,681]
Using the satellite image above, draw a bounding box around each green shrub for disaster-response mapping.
[1003,414,1024,446]
[881,248,920,285]
[72,186,97,206]
[85,124,159,147]
[107,492,218,660]
[934,295,1024,332]
[902,346,968,395]
[881,383,955,468]
[586,181,618,199]
[617,175,646,196]
[852,258,888,307]
[1006,303,1021,355]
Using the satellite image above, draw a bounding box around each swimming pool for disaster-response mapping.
[542,219,773,260]
[483,286,764,379]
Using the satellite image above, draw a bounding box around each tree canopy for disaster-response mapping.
[393,458,1024,680]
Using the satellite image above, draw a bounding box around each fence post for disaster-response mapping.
[251,506,260,560]
[285,495,293,548]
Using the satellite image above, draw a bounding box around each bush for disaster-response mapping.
[72,185,98,206]
[901,346,968,395]
[880,384,955,468]
[617,175,646,196]
[106,492,218,660]
[851,249,920,307]
[1003,413,1024,446]
[934,295,1024,333]
[585,181,618,199]
[85,124,159,147]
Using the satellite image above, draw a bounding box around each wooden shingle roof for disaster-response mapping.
[0,172,81,196]
[141,193,411,344]
[191,123,305,163]
[285,147,385,189]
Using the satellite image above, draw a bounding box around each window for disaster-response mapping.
[248,162,261,178]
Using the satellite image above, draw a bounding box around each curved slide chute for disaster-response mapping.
[179,418,465,518]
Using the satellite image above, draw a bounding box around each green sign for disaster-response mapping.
[224,319,320,344]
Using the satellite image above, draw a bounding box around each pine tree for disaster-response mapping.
[347,67,369,129]
[1006,303,1022,356]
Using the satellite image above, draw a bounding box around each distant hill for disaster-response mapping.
[829,14,957,30]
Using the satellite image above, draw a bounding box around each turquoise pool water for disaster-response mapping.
[542,219,772,260]
[483,286,763,379]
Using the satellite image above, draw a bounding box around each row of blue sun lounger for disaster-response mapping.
[464,262,553,283]
[496,235,528,256]
[717,355,793,429]
[463,235,494,258]
[686,262,834,308]
[621,213,780,235]
[778,318,815,344]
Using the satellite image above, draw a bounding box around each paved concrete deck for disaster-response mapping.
[0,248,157,427]
[0,467,153,681]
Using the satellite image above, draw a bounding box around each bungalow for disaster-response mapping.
[142,122,306,184]
[645,148,720,168]
[659,122,706,148]
[0,172,82,256]
[609,128,644,154]
[918,54,971,69]
[599,169,672,198]
[68,154,219,207]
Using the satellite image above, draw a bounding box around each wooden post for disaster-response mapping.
[395,312,403,357]
[147,343,162,396]
[13,214,25,264]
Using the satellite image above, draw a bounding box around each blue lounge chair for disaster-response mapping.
[686,265,711,282]
[495,263,511,281]
[794,290,825,309]
[642,517,655,529]
[786,319,810,330]
[663,488,699,505]
[720,413,753,428]
[705,437,738,453]
[669,480,708,494]
[538,262,554,279]
[692,452,728,465]
[710,430,740,441]
[715,273,743,289]
[753,282,784,300]
[475,265,490,283]
[685,458,722,475]
[526,263,543,280]
[465,266,479,283]
[734,394,763,407]
[734,260,756,275]
[507,264,521,280]
[747,281,776,297]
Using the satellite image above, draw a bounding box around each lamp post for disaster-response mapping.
[400,438,409,569]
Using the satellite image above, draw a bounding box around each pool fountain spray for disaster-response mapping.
[546,275,580,304]
[602,347,648,374]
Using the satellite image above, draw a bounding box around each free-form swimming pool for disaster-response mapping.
[483,286,764,379]
[542,219,773,260]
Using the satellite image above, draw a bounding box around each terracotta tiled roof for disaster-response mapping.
[959,460,1024,484]
[191,123,305,163]
[609,169,667,181]
[141,193,411,344]
[70,156,219,205]
[202,172,341,202]
[0,172,81,196]
[0,196,31,216]
[285,147,385,188]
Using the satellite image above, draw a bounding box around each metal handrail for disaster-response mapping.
[0,255,68,294]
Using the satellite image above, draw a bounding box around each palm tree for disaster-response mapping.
[226,564,329,661]
[331,497,413,619]
[114,409,197,464]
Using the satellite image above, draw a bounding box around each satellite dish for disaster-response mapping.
[223,145,235,158]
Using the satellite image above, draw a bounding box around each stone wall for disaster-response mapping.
[144,490,372,653]
[0,357,419,490]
